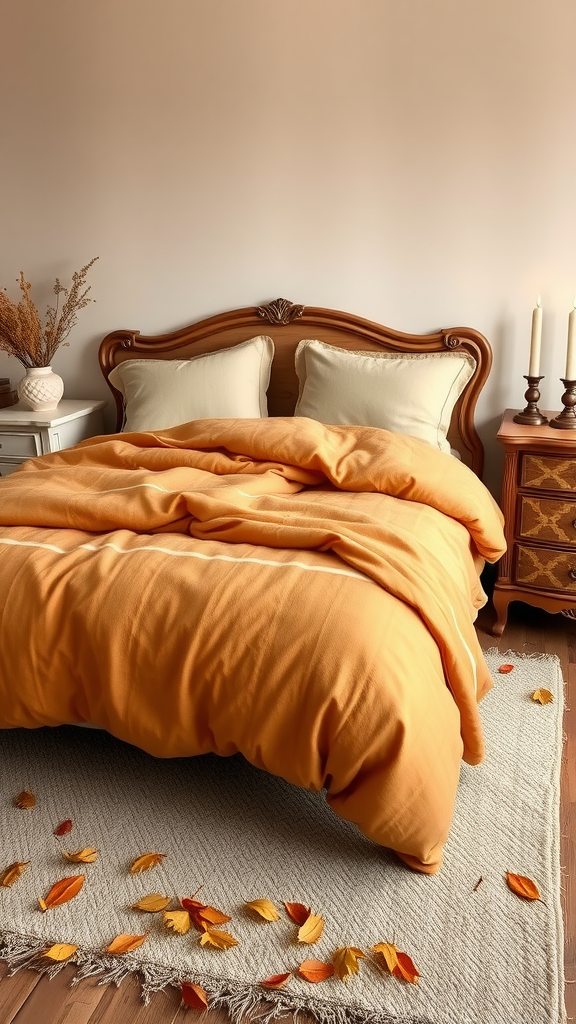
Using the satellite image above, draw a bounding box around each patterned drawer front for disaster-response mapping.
[0,431,41,458]
[518,494,576,546]
[515,543,576,594]
[521,452,576,491]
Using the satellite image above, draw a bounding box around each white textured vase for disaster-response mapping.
[17,366,64,412]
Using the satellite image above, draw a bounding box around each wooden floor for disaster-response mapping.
[0,599,574,1023]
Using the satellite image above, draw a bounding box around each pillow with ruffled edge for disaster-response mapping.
[108,335,274,432]
[294,339,476,453]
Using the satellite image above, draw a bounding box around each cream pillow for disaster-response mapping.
[294,339,476,453]
[109,335,274,432]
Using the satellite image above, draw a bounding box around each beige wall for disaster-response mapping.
[1,0,575,493]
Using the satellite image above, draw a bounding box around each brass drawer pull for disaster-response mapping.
[568,568,576,580]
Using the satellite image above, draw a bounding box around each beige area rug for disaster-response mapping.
[0,651,565,1024]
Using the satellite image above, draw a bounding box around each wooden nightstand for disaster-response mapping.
[0,399,106,478]
[492,408,576,635]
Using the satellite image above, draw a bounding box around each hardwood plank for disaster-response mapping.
[9,967,108,1024]
[0,967,43,1023]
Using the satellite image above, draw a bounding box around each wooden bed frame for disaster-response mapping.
[99,298,492,477]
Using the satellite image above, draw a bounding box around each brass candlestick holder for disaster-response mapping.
[513,376,548,425]
[550,379,576,429]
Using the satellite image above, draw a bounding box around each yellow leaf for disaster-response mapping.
[297,914,325,944]
[260,973,291,989]
[506,872,541,900]
[199,927,238,950]
[14,790,35,809]
[38,875,85,911]
[373,943,419,983]
[332,947,365,980]
[106,933,148,954]
[129,853,166,874]
[62,848,99,864]
[531,688,554,705]
[181,982,209,1009]
[132,894,172,913]
[164,910,191,934]
[43,943,78,962]
[0,861,30,887]
[298,959,334,982]
[245,899,280,922]
[372,942,399,973]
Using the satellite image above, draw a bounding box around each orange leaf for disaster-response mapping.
[181,898,231,929]
[531,688,554,705]
[132,894,172,913]
[260,973,291,989]
[506,872,541,900]
[298,959,334,983]
[284,902,311,925]
[0,861,30,887]
[199,927,238,949]
[42,943,78,961]
[393,951,420,984]
[129,853,166,874]
[372,942,399,973]
[332,947,365,980]
[54,819,73,837]
[498,663,514,674]
[297,914,324,944]
[14,790,35,809]
[106,933,148,954]
[62,848,98,864]
[245,899,279,922]
[38,874,85,911]
[164,910,191,934]
[181,982,209,1009]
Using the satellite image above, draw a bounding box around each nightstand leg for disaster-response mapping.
[491,588,509,637]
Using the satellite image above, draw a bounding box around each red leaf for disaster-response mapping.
[260,973,291,989]
[54,819,73,837]
[498,664,514,674]
[392,951,420,984]
[181,982,209,1009]
[284,901,311,925]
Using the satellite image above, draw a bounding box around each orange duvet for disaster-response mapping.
[0,417,505,873]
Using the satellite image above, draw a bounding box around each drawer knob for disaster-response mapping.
[572,519,576,530]
[568,568,576,581]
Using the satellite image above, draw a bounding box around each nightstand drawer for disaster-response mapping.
[0,460,23,477]
[515,543,576,594]
[0,431,41,458]
[521,452,576,491]
[518,494,576,547]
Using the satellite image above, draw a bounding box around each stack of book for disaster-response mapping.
[0,379,17,409]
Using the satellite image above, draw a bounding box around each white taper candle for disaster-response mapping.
[528,297,543,377]
[565,299,576,380]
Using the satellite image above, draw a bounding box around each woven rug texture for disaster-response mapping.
[0,650,565,1024]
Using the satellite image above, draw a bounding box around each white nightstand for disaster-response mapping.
[0,399,107,478]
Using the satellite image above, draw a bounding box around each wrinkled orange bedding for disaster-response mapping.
[0,417,505,873]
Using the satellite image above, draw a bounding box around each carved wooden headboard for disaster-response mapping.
[99,298,492,477]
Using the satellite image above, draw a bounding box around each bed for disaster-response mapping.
[0,299,506,874]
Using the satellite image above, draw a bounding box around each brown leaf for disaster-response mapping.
[284,901,311,925]
[164,910,191,934]
[129,853,166,874]
[393,951,420,984]
[531,688,554,705]
[245,899,279,922]
[42,943,78,961]
[62,848,98,864]
[297,914,325,944]
[38,875,85,911]
[332,947,365,980]
[298,959,335,982]
[199,927,238,949]
[0,861,30,887]
[260,973,291,989]
[106,933,148,954]
[506,872,541,900]
[132,894,172,913]
[14,790,35,809]
[498,663,514,674]
[54,819,73,837]
[181,982,209,1009]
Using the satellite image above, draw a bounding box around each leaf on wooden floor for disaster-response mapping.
[297,959,334,982]
[260,972,291,989]
[284,901,311,925]
[181,981,209,1009]
[297,913,325,944]
[106,933,148,954]
[132,893,172,912]
[42,943,78,961]
[199,927,238,949]
[14,790,35,809]
[62,848,98,864]
[506,872,541,900]
[531,688,554,705]
[164,910,191,934]
[54,819,73,837]
[129,852,166,874]
[0,861,30,887]
[38,874,85,911]
[245,899,280,922]
[332,946,365,980]
[498,664,514,673]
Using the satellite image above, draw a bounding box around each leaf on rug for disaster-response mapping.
[506,872,541,901]
[372,942,420,983]
[62,848,98,864]
[297,958,335,982]
[53,819,73,836]
[13,789,35,809]
[163,910,191,934]
[245,899,280,921]
[0,861,30,887]
[332,946,365,980]
[42,943,78,961]
[198,926,238,949]
[284,901,311,924]
[297,913,324,943]
[38,874,85,911]
[532,688,554,705]
[132,894,172,912]
[129,852,166,873]
[106,932,148,953]
[260,972,291,989]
